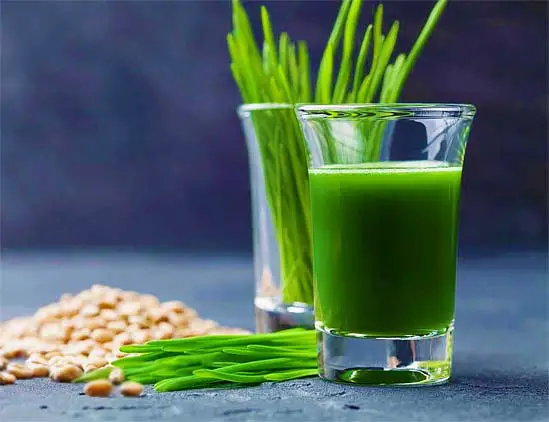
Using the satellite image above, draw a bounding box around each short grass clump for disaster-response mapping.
[75,328,317,392]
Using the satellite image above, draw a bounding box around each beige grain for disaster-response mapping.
[120,381,144,397]
[109,368,125,385]
[28,363,49,378]
[84,379,113,397]
[91,329,114,343]
[6,363,33,379]
[106,321,127,333]
[50,365,83,382]
[0,372,16,385]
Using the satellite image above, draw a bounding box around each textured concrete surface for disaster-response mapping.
[1,252,547,421]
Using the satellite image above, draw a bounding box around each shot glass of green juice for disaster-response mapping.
[296,104,476,386]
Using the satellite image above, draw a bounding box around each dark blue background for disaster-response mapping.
[1,1,547,254]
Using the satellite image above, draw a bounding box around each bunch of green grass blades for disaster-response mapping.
[75,329,317,392]
[229,0,448,306]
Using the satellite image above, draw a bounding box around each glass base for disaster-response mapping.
[317,323,453,386]
[255,296,314,333]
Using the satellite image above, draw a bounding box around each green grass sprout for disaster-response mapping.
[229,0,447,306]
[75,330,318,392]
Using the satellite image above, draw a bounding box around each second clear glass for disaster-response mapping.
[296,103,476,386]
[238,104,314,333]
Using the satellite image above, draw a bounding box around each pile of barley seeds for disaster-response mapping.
[0,284,248,395]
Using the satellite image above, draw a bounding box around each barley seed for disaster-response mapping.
[0,372,16,385]
[50,365,83,382]
[84,379,113,397]
[120,381,144,397]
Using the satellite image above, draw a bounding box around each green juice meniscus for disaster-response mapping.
[309,161,462,337]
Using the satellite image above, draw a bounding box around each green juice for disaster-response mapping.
[309,161,462,337]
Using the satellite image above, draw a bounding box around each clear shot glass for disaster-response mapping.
[296,103,476,386]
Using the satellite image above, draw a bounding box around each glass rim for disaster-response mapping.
[296,103,477,120]
[237,103,292,117]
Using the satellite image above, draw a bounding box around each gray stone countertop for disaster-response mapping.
[0,251,547,421]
